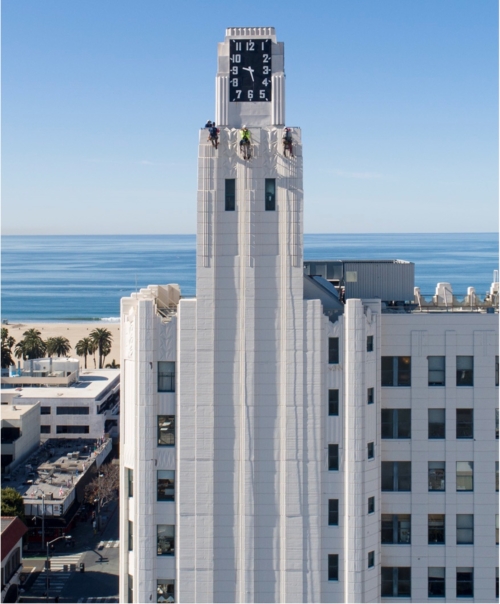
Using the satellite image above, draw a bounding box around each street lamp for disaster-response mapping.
[45,534,72,602]
[33,488,45,550]
[96,472,104,531]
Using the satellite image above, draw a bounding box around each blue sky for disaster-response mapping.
[2,0,498,234]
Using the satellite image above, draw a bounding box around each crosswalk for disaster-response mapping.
[30,554,82,595]
[77,598,119,603]
[97,539,120,549]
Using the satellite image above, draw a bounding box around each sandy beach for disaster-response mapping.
[3,322,121,369]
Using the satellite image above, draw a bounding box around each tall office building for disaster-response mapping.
[119,28,499,603]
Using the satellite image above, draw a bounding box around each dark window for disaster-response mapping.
[381,356,411,387]
[367,442,374,459]
[56,406,89,415]
[428,356,445,386]
[456,356,473,386]
[367,388,374,405]
[382,462,411,492]
[428,567,445,598]
[158,361,175,392]
[428,409,445,439]
[157,580,175,604]
[496,568,499,598]
[328,389,339,416]
[381,514,411,544]
[456,462,473,491]
[381,567,411,597]
[40,425,51,434]
[496,515,499,545]
[456,409,473,439]
[496,409,499,440]
[157,525,175,556]
[328,338,339,364]
[127,468,133,498]
[496,462,499,492]
[428,462,445,491]
[56,425,89,434]
[128,575,133,604]
[368,551,375,568]
[456,514,474,545]
[128,520,133,551]
[496,356,499,387]
[265,178,276,211]
[367,336,373,352]
[158,416,175,446]
[368,496,375,514]
[328,444,339,471]
[456,568,473,598]
[428,514,445,544]
[382,409,411,439]
[40,407,51,415]
[225,178,235,211]
[157,470,175,502]
[328,554,338,581]
[328,499,338,526]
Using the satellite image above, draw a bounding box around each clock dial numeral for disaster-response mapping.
[236,90,242,99]
[248,90,253,100]
[263,54,270,63]
[232,78,238,87]
[235,42,242,51]
[231,54,241,63]
[229,39,272,102]
[246,41,255,51]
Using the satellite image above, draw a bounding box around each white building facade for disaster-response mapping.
[119,28,498,603]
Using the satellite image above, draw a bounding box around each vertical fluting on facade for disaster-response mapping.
[344,299,366,602]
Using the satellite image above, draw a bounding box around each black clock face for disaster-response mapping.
[229,39,272,102]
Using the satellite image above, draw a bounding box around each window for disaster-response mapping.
[225,178,235,211]
[456,462,473,491]
[382,462,411,492]
[128,575,133,604]
[496,462,499,492]
[496,409,499,439]
[40,425,51,434]
[496,568,499,598]
[56,425,89,434]
[328,389,339,416]
[157,470,175,501]
[328,499,338,526]
[428,356,445,386]
[456,568,473,598]
[328,444,339,471]
[265,178,276,211]
[457,515,474,544]
[127,468,133,498]
[40,407,51,415]
[428,567,445,598]
[158,416,175,446]
[368,551,375,568]
[328,554,338,581]
[381,567,411,597]
[428,409,445,439]
[367,442,374,459]
[128,520,133,551]
[56,406,89,415]
[381,514,411,544]
[496,515,499,545]
[158,361,175,392]
[381,356,411,387]
[157,580,174,603]
[382,409,411,439]
[368,496,375,514]
[496,356,499,387]
[456,356,473,386]
[328,338,339,364]
[456,409,473,439]
[367,335,373,352]
[428,514,445,544]
[428,462,445,491]
[157,525,175,556]
[367,387,374,405]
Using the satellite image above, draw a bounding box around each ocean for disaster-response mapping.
[1,233,498,322]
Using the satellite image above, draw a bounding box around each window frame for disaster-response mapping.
[381,567,411,598]
[456,356,473,387]
[328,338,339,365]
[381,514,411,545]
[428,356,446,386]
[367,442,374,460]
[456,461,474,492]
[428,408,445,439]
[368,496,375,514]
[328,499,339,526]
[367,335,374,352]
[382,408,411,439]
[265,178,276,211]
[428,567,445,598]
[328,444,339,471]
[368,551,375,568]
[428,514,445,545]
[456,568,473,598]
[456,514,474,545]
[158,361,175,393]
[428,461,445,492]
[328,389,339,416]
[367,387,374,405]
[456,409,473,439]
[381,461,411,492]
[157,524,175,556]
[157,470,175,502]
[225,178,235,211]
[328,554,339,581]
[128,520,133,551]
[382,356,411,387]
[157,415,175,447]
[157,580,175,604]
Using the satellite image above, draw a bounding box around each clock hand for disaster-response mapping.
[242,66,255,82]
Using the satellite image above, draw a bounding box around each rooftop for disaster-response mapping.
[1,403,39,420]
[1,517,28,561]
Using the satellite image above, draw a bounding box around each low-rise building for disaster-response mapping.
[1,404,40,473]
[1,517,28,603]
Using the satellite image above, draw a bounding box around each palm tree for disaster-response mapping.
[89,328,113,369]
[105,359,120,368]
[75,337,96,370]
[46,336,71,358]
[1,328,16,369]
[14,328,47,360]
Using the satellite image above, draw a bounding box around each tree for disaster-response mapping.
[89,328,113,369]
[1,328,15,368]
[84,463,119,526]
[75,337,97,370]
[1,487,26,522]
[105,359,120,368]
[14,328,47,360]
[46,336,71,358]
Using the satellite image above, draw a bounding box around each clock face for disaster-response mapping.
[229,39,272,102]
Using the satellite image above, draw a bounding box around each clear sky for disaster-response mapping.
[2,0,498,235]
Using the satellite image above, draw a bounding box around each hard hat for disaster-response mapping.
[242,125,247,129]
